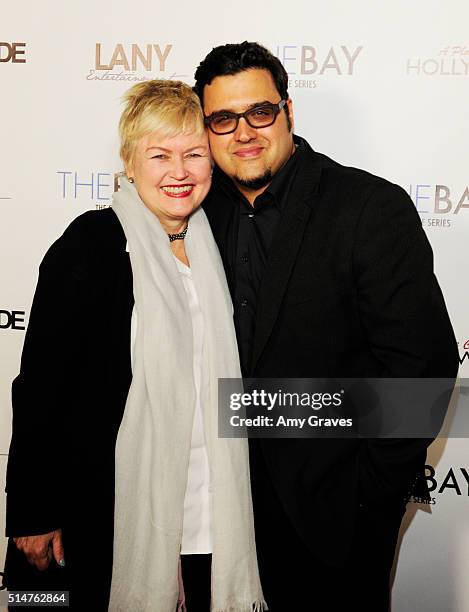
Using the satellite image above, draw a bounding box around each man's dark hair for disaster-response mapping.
[194,41,289,104]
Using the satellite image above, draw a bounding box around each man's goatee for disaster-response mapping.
[236,169,272,192]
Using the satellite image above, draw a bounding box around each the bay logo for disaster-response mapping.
[409,465,469,506]
[407,183,469,229]
[274,44,363,89]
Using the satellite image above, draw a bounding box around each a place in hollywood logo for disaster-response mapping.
[274,44,363,89]
[459,339,469,367]
[86,42,187,82]
[406,183,469,229]
[407,45,469,76]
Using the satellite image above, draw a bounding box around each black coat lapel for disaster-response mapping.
[251,162,322,373]
[203,179,239,300]
[222,203,239,299]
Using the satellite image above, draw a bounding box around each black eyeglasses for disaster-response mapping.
[204,99,287,135]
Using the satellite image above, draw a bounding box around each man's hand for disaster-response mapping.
[13,529,65,571]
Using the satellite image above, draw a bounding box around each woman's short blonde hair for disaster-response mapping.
[119,79,205,167]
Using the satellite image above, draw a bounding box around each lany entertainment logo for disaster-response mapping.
[86,42,185,82]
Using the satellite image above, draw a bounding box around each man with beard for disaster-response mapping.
[194,41,458,611]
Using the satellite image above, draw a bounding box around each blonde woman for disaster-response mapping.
[5,80,266,612]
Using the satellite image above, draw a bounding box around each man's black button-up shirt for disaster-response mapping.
[214,141,302,375]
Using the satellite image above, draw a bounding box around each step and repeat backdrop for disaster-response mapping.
[1,1,468,610]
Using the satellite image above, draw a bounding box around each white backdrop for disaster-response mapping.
[1,1,468,610]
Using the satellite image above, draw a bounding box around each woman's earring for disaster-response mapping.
[128,177,134,183]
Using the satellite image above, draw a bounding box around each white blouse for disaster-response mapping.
[129,251,213,555]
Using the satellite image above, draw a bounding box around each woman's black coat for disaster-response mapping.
[4,209,133,610]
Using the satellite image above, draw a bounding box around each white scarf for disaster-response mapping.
[108,177,266,612]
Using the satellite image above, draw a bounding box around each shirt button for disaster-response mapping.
[241,254,248,263]
[241,299,248,307]
[248,213,254,219]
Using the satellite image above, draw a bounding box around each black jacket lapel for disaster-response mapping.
[203,175,239,299]
[251,159,322,373]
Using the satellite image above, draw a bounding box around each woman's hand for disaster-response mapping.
[13,528,65,571]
